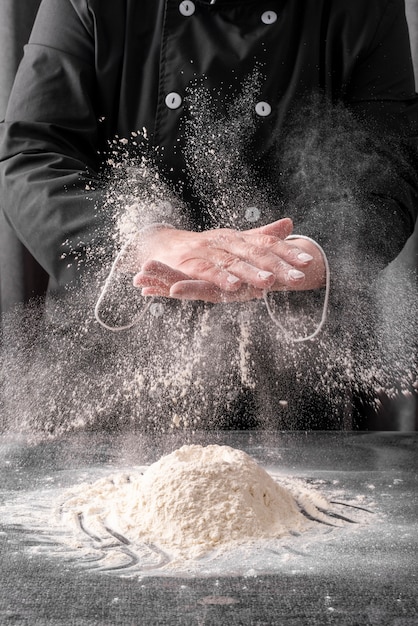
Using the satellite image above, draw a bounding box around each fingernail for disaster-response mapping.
[227,274,240,284]
[288,269,305,280]
[258,270,274,280]
[297,252,313,262]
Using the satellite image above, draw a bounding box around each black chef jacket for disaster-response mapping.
[0,0,418,292]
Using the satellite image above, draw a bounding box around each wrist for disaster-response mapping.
[118,223,176,273]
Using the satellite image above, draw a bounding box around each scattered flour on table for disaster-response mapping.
[60,445,313,561]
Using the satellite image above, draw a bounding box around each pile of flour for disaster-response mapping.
[61,445,311,560]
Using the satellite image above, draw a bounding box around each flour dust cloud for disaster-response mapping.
[0,77,417,439]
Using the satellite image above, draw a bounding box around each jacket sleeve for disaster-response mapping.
[294,0,418,284]
[0,0,106,289]
[346,0,418,252]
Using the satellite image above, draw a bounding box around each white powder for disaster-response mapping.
[61,445,310,561]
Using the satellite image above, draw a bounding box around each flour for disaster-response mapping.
[61,445,311,561]
[1,84,416,439]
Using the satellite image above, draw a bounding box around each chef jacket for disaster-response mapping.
[0,0,418,294]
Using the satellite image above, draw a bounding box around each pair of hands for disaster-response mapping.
[128,218,326,303]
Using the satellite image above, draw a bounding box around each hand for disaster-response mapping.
[130,218,326,303]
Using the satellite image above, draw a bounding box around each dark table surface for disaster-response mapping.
[0,430,417,626]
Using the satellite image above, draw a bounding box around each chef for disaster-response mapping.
[0,0,417,428]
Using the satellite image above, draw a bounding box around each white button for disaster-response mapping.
[245,207,261,223]
[179,1,195,16]
[255,101,271,117]
[150,302,165,318]
[261,11,278,24]
[165,92,182,109]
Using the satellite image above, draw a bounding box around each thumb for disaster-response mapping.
[258,217,294,239]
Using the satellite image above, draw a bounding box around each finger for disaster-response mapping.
[140,256,246,293]
[169,280,265,303]
[170,280,223,303]
[207,237,307,287]
[242,217,293,239]
[244,219,315,266]
[224,232,313,271]
[240,234,314,267]
[141,259,190,281]
[133,260,189,288]
[134,275,168,289]
[210,227,312,273]
[141,286,171,297]
[175,256,245,292]
[184,251,276,289]
[258,217,294,239]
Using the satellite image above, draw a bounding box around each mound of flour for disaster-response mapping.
[62,444,310,560]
